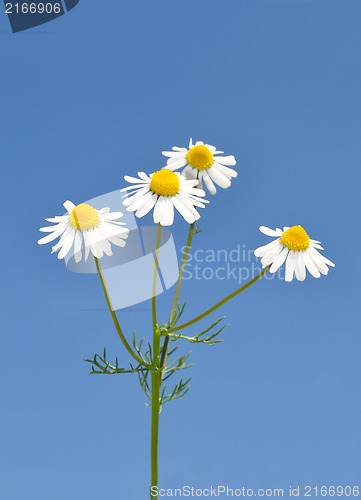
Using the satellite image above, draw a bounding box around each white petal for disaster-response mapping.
[123,186,150,206]
[259,226,283,237]
[123,175,145,184]
[213,162,238,178]
[135,193,157,218]
[45,215,68,223]
[166,153,187,161]
[74,230,83,263]
[181,185,207,197]
[57,229,76,259]
[320,255,335,267]
[126,190,154,212]
[309,245,335,267]
[303,250,320,278]
[269,247,288,273]
[102,241,113,257]
[214,155,236,166]
[51,226,74,253]
[100,221,129,239]
[308,247,332,274]
[207,165,232,189]
[162,149,185,158]
[172,196,197,224]
[63,200,75,212]
[310,241,324,250]
[285,251,297,282]
[93,228,113,257]
[201,171,217,195]
[87,230,103,259]
[254,239,281,258]
[38,224,67,244]
[177,192,202,218]
[98,207,110,215]
[295,253,306,281]
[82,231,91,262]
[51,226,76,253]
[181,176,200,187]
[120,184,147,192]
[161,151,178,158]
[153,197,167,224]
[101,211,123,221]
[107,235,127,247]
[261,244,283,267]
[39,223,65,233]
[138,172,151,181]
[182,166,198,180]
[184,195,206,208]
[166,160,187,171]
[160,198,175,226]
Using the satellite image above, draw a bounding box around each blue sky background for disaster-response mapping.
[1,0,360,498]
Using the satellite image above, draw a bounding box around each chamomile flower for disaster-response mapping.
[38,200,129,262]
[254,225,335,282]
[162,138,237,195]
[120,169,208,226]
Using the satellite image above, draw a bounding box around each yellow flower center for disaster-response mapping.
[68,203,99,231]
[186,145,214,170]
[150,169,179,196]
[280,226,310,251]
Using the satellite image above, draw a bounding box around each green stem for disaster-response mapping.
[152,224,163,347]
[94,257,150,367]
[150,371,160,500]
[166,265,271,334]
[160,223,195,369]
[150,223,162,499]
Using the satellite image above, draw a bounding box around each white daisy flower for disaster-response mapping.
[120,169,208,226]
[254,225,335,282]
[162,138,237,195]
[38,200,129,262]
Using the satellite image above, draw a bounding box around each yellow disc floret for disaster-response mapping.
[150,169,180,196]
[186,145,214,170]
[280,226,310,251]
[68,203,99,231]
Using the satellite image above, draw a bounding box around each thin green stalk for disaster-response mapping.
[160,223,195,369]
[150,223,162,499]
[169,223,195,323]
[150,371,161,500]
[152,224,163,346]
[94,257,149,367]
[166,265,271,334]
